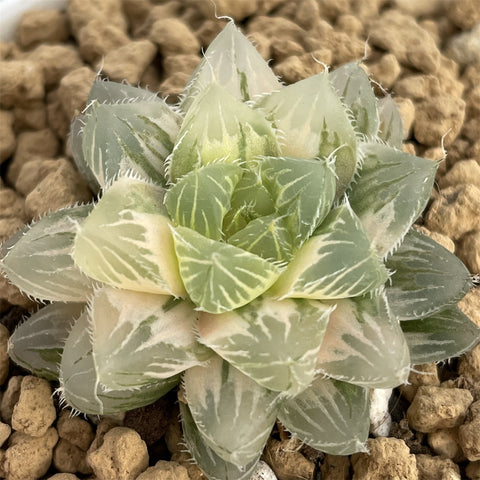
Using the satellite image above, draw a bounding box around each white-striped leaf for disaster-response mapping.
[91,287,211,389]
[165,163,243,241]
[329,62,379,138]
[377,95,404,148]
[180,22,281,114]
[401,306,480,364]
[73,177,185,296]
[270,204,388,300]
[9,302,84,381]
[278,376,369,455]
[87,80,160,104]
[1,205,95,302]
[349,143,438,257]
[316,293,410,388]
[256,72,358,196]
[198,297,333,396]
[259,156,336,248]
[171,226,280,313]
[60,310,179,415]
[184,355,280,466]
[180,401,261,480]
[386,229,472,320]
[169,83,279,181]
[82,99,180,187]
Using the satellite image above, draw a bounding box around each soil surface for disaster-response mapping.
[0,1,479,479]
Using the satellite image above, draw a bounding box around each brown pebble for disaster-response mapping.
[150,18,200,57]
[136,460,189,480]
[367,53,402,90]
[0,189,27,221]
[416,454,461,480]
[428,428,464,461]
[459,400,480,461]
[58,66,97,120]
[321,454,351,480]
[0,324,10,386]
[0,110,16,163]
[53,438,92,475]
[57,410,95,452]
[13,101,47,132]
[0,376,23,424]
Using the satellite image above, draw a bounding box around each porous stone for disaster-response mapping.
[87,427,149,480]
[0,324,9,386]
[47,474,81,480]
[394,97,415,139]
[457,231,480,274]
[0,60,44,108]
[57,410,95,452]
[53,438,92,475]
[273,50,330,83]
[68,0,127,35]
[159,72,191,100]
[13,101,47,131]
[399,363,440,403]
[163,54,201,78]
[186,0,258,21]
[271,38,305,62]
[459,401,480,461]
[194,18,226,48]
[392,0,444,17]
[336,14,364,37]
[248,16,306,47]
[0,276,32,309]
[16,158,64,196]
[0,188,27,221]
[170,451,204,480]
[16,9,69,49]
[58,67,96,121]
[0,110,15,163]
[447,24,480,68]
[135,460,189,480]
[414,226,455,253]
[466,461,480,480]
[459,289,480,327]
[394,74,441,101]
[150,19,200,56]
[46,89,70,139]
[439,160,480,190]
[415,454,461,480]
[367,53,402,89]
[427,428,464,461]
[446,0,480,30]
[294,0,321,30]
[407,386,473,433]
[321,454,351,480]
[0,421,11,446]
[351,437,418,480]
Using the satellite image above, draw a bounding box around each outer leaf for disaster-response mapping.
[270,204,388,300]
[184,355,280,466]
[73,177,185,296]
[386,229,472,320]
[8,303,84,381]
[60,310,179,415]
[1,205,94,302]
[377,95,404,148]
[169,83,279,181]
[165,163,243,241]
[278,376,369,455]
[329,62,379,138]
[349,142,438,257]
[180,401,261,480]
[171,226,280,313]
[180,22,281,113]
[90,287,211,389]
[256,72,358,196]
[259,156,336,247]
[87,80,160,104]
[316,293,411,388]
[198,297,333,396]
[401,306,480,364]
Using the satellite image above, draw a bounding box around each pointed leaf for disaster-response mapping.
[8,303,84,381]
[316,293,410,388]
[184,355,279,466]
[378,95,404,148]
[171,226,280,313]
[180,22,281,113]
[1,205,95,302]
[386,229,472,320]
[330,62,379,138]
[256,72,358,196]
[349,143,438,257]
[278,376,369,455]
[165,163,243,241]
[270,204,388,300]
[198,297,333,396]
[73,177,185,296]
[87,80,160,105]
[91,287,211,389]
[401,306,480,364]
[169,83,279,181]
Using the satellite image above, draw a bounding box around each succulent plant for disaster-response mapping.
[2,22,479,479]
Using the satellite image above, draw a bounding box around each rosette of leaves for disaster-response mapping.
[2,23,479,480]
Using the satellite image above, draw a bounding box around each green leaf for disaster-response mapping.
[180,401,261,480]
[184,355,279,466]
[259,156,336,248]
[198,297,333,396]
[316,293,410,388]
[169,83,279,181]
[270,204,388,300]
[256,72,358,197]
[349,142,438,257]
[329,62,379,138]
[377,95,404,148]
[1,205,95,302]
[165,163,243,241]
[278,376,369,455]
[60,310,179,415]
[401,306,480,364]
[87,80,160,104]
[171,226,280,313]
[9,303,84,381]
[90,287,211,390]
[386,229,472,320]
[180,22,281,113]
[73,177,185,297]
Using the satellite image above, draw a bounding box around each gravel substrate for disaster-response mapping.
[0,1,479,479]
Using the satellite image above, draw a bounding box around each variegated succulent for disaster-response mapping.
[2,23,479,480]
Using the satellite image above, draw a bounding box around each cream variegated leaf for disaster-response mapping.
[349,143,438,257]
[377,95,404,148]
[73,177,185,296]
[86,80,160,104]
[316,292,410,388]
[198,297,333,396]
[91,287,211,389]
[184,355,280,466]
[171,226,280,313]
[270,204,388,300]
[1,205,95,302]
[278,376,370,455]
